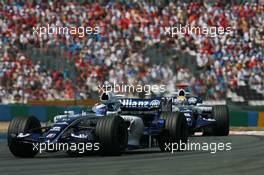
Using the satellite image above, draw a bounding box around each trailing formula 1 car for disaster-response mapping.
[7,92,188,158]
[162,84,229,136]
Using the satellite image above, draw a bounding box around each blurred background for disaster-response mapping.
[0,0,263,124]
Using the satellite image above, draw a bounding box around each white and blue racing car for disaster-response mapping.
[7,92,188,157]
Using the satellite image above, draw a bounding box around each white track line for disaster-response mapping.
[194,131,264,136]
[229,131,264,136]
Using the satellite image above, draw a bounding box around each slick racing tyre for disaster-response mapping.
[158,112,188,152]
[95,115,128,156]
[8,116,41,157]
[212,105,229,136]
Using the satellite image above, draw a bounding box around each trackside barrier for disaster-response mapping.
[0,105,263,127]
[0,105,87,122]
[258,112,264,127]
[229,111,248,126]
[247,112,258,127]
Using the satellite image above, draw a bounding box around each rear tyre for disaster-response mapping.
[158,112,188,152]
[212,105,229,136]
[8,116,41,158]
[95,116,128,156]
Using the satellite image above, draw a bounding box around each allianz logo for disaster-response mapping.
[180,109,192,113]
[120,99,160,108]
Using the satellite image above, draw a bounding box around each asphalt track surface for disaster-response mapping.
[0,135,264,175]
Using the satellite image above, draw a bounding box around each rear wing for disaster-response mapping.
[176,84,189,88]
[120,98,161,111]
[173,84,191,96]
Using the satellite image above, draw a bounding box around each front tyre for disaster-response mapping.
[95,116,128,156]
[158,112,188,152]
[212,105,229,136]
[8,116,41,157]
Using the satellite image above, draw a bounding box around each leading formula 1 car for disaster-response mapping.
[162,84,229,136]
[7,92,188,157]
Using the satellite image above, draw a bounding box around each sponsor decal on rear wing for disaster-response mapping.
[120,98,161,110]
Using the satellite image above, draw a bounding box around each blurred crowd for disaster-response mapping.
[0,1,263,103]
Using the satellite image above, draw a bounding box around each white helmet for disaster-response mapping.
[92,103,107,116]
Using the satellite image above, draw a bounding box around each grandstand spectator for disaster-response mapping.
[0,1,263,102]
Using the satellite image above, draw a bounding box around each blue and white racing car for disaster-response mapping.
[162,84,229,136]
[7,92,188,157]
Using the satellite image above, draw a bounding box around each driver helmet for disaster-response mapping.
[177,89,186,101]
[92,103,107,116]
